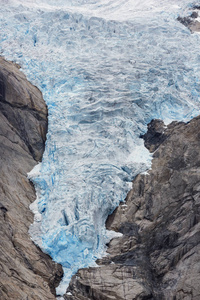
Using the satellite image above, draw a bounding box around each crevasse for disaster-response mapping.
[1,0,200,296]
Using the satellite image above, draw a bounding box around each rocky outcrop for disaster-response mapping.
[0,57,63,300]
[65,116,200,299]
[177,5,200,32]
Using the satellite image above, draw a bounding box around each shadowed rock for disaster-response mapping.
[65,116,200,299]
[177,6,200,33]
[0,57,63,300]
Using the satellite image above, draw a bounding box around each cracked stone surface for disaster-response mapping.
[0,57,63,300]
[65,116,200,300]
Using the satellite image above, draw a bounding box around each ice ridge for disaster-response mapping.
[0,0,200,296]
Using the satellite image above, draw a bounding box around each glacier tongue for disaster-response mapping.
[1,0,200,296]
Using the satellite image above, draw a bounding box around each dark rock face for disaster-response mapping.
[177,6,200,33]
[0,57,63,300]
[0,57,47,161]
[140,119,167,152]
[65,116,200,300]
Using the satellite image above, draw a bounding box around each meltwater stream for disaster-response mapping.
[1,0,200,295]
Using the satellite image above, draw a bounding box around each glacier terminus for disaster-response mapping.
[1,0,200,296]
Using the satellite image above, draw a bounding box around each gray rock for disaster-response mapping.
[177,6,200,33]
[0,57,63,300]
[65,116,200,299]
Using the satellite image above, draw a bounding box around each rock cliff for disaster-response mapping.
[0,57,63,300]
[65,116,200,300]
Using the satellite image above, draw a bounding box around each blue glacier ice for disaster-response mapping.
[1,0,200,296]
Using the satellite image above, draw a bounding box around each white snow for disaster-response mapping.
[7,0,188,21]
[27,162,42,178]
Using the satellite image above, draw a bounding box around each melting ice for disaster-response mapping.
[1,0,200,295]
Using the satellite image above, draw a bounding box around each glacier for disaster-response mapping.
[1,0,200,296]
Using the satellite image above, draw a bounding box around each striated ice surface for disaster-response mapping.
[1,0,200,295]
